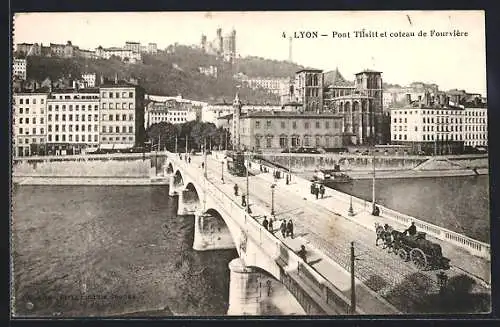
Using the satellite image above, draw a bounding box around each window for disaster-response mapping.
[82,135,85,142]
[62,125,66,132]
[129,92,133,98]
[116,92,119,98]
[116,114,120,121]
[62,105,66,111]
[266,120,271,128]
[88,115,92,121]
[129,103,133,109]
[75,135,79,142]
[26,108,29,114]
[304,122,310,129]
[94,114,98,121]
[48,125,52,132]
[94,105,98,111]
[26,118,29,124]
[33,99,37,104]
[69,125,73,132]
[116,126,120,133]
[315,121,320,128]
[255,121,261,129]
[75,125,79,132]
[94,125,98,132]
[76,105,80,110]
[32,128,36,134]
[128,126,133,133]
[40,128,44,134]
[102,103,107,109]
[109,92,113,98]
[19,118,23,124]
[109,115,113,121]
[94,135,98,142]
[304,135,311,146]
[122,126,126,133]
[102,126,106,133]
[55,105,58,111]
[82,125,85,132]
[325,121,330,129]
[415,126,418,131]
[19,108,23,114]
[26,99,29,104]
[19,99,23,104]
[266,136,272,148]
[62,114,66,121]
[55,135,59,142]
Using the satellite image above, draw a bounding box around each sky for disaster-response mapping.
[13,11,487,95]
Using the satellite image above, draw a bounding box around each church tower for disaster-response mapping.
[232,93,242,150]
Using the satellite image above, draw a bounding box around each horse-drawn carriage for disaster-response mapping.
[375,223,451,270]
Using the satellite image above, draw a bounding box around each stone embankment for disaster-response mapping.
[259,153,488,179]
[12,159,169,185]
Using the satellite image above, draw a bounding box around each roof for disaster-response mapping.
[243,111,343,119]
[356,69,382,74]
[99,81,139,88]
[218,113,234,120]
[296,68,323,74]
[323,68,355,87]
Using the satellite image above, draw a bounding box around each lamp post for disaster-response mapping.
[204,138,207,179]
[175,134,178,153]
[270,183,276,216]
[371,149,377,214]
[350,241,356,314]
[221,160,225,183]
[246,152,250,213]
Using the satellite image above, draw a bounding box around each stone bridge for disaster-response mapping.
[163,153,374,315]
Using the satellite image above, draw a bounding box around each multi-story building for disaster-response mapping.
[294,69,324,113]
[464,107,488,148]
[124,41,141,53]
[95,46,142,63]
[145,99,197,128]
[50,43,66,57]
[81,73,97,88]
[16,43,41,56]
[12,92,48,156]
[198,65,218,78]
[13,58,27,80]
[45,89,101,155]
[99,82,145,149]
[390,93,465,155]
[229,94,344,151]
[147,43,158,54]
[242,77,290,95]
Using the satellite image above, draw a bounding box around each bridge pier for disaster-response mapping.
[193,212,235,251]
[177,190,200,216]
[168,177,182,196]
[227,258,305,315]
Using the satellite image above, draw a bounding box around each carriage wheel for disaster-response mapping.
[398,248,408,261]
[410,248,428,270]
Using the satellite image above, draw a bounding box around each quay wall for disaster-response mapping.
[257,153,488,172]
[12,159,151,178]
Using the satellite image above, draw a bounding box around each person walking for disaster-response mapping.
[319,184,325,199]
[268,217,274,233]
[188,157,191,164]
[286,220,294,239]
[280,220,287,238]
[314,185,319,199]
[234,184,239,196]
[262,216,269,231]
[297,245,307,263]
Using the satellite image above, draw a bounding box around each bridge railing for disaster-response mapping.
[253,159,491,260]
[169,154,355,315]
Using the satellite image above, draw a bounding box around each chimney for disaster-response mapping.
[406,94,411,104]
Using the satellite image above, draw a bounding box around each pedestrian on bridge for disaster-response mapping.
[280,220,287,238]
[319,184,325,199]
[286,220,294,239]
[314,185,319,199]
[262,216,269,231]
[268,217,274,233]
[201,162,204,169]
[188,157,191,164]
[234,184,239,196]
[297,245,307,263]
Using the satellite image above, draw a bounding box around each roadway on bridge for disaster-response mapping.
[177,153,490,313]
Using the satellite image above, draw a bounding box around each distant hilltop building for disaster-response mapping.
[201,28,237,64]
[15,40,158,63]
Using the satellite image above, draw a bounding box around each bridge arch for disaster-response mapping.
[166,162,174,174]
[173,170,184,188]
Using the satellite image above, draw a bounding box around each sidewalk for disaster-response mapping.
[250,166,490,286]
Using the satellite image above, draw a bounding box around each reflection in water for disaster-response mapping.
[12,185,238,317]
[332,175,490,243]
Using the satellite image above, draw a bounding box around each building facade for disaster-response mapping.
[242,77,290,95]
[81,73,97,88]
[464,107,488,148]
[45,89,100,155]
[13,58,27,80]
[145,99,197,129]
[99,82,145,149]
[12,93,48,156]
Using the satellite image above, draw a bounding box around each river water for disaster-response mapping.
[11,185,238,317]
[332,175,490,243]
[11,175,490,317]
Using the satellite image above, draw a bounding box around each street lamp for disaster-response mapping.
[221,160,225,183]
[270,183,276,216]
[371,149,377,214]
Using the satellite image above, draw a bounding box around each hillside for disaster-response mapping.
[235,56,310,78]
[25,46,284,104]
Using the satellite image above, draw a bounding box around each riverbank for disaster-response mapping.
[12,176,170,186]
[343,168,489,180]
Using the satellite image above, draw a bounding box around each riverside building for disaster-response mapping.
[46,89,101,155]
[99,81,145,150]
[12,92,48,157]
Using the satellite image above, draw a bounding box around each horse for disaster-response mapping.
[375,222,394,249]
